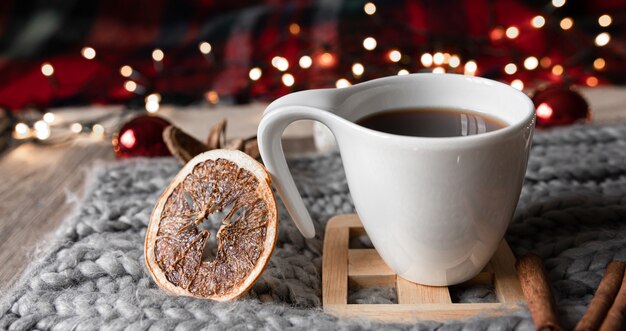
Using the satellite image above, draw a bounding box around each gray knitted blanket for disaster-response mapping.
[2,123,626,330]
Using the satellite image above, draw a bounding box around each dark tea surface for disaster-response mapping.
[356,108,507,137]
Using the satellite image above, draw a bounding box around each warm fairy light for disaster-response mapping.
[318,52,335,67]
[489,27,505,41]
[352,63,364,77]
[586,76,599,87]
[119,130,136,148]
[524,56,539,70]
[432,67,445,74]
[92,124,105,137]
[289,23,300,35]
[249,67,262,81]
[552,64,564,75]
[152,49,164,62]
[70,123,83,134]
[336,79,351,88]
[540,57,552,68]
[388,50,401,63]
[504,63,517,75]
[145,100,160,113]
[43,112,55,124]
[560,17,573,30]
[364,2,376,15]
[433,52,444,65]
[449,55,460,68]
[595,32,610,47]
[146,93,161,103]
[598,14,612,27]
[397,69,409,75]
[363,37,377,51]
[552,0,566,8]
[464,60,477,75]
[120,65,133,77]
[299,55,312,69]
[593,58,606,71]
[271,56,289,71]
[505,26,519,39]
[511,79,524,90]
[443,53,451,64]
[124,81,137,92]
[420,53,433,67]
[281,73,295,87]
[536,103,553,119]
[81,47,96,60]
[199,42,212,54]
[206,91,219,104]
[41,63,54,77]
[34,121,50,140]
[531,16,545,28]
[14,123,29,139]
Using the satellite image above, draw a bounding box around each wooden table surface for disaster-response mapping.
[1,87,625,295]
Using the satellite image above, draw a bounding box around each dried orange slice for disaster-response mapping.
[145,149,278,301]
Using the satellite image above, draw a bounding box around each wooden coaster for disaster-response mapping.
[322,214,525,322]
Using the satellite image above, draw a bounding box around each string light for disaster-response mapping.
[145,100,160,113]
[206,91,219,104]
[595,32,610,47]
[14,123,29,139]
[551,0,566,8]
[540,57,552,68]
[552,64,564,75]
[281,73,295,87]
[70,123,83,134]
[511,79,524,90]
[271,56,289,71]
[388,50,401,63]
[432,67,445,74]
[352,63,364,77]
[593,58,606,71]
[443,53,451,64]
[124,81,137,92]
[120,65,133,77]
[299,55,312,69]
[464,60,477,75]
[489,27,505,41]
[397,69,409,75]
[433,52,444,65]
[505,26,519,39]
[536,103,553,119]
[363,37,377,51]
[41,63,54,77]
[420,53,433,67]
[524,56,539,70]
[152,49,164,62]
[199,42,212,54]
[43,112,55,124]
[92,124,105,138]
[586,76,599,87]
[504,63,517,75]
[560,17,573,30]
[531,16,546,28]
[336,79,351,88]
[146,93,161,103]
[364,2,376,15]
[448,55,461,68]
[249,67,262,81]
[318,52,335,67]
[289,23,300,35]
[598,14,612,27]
[81,47,96,60]
[34,121,50,140]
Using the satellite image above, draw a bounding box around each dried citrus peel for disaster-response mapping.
[145,149,278,301]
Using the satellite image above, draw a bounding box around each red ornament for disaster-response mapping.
[531,84,590,128]
[113,115,172,158]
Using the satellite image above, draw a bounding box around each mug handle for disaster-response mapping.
[257,89,344,238]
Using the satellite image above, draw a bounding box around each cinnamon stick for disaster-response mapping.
[575,261,625,331]
[516,254,563,331]
[599,268,626,331]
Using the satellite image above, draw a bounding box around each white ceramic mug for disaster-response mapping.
[257,73,535,286]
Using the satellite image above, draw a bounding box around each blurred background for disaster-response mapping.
[0,0,625,152]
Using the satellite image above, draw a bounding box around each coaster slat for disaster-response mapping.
[322,214,525,322]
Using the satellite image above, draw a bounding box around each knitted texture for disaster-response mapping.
[2,123,626,330]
